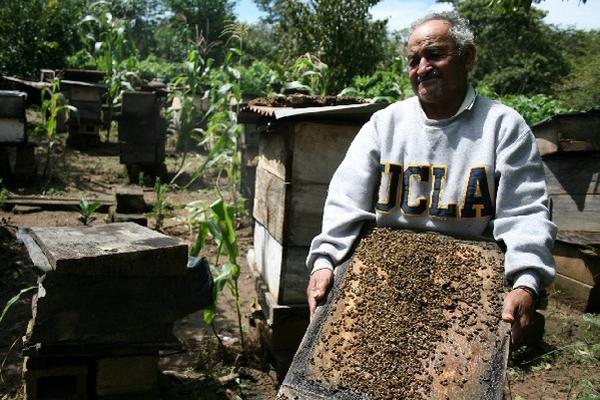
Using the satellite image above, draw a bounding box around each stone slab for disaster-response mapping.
[27,222,188,276]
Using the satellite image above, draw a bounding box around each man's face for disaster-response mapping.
[406,20,474,110]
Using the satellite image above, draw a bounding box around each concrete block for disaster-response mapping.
[95,355,158,397]
[27,222,188,276]
[114,187,146,213]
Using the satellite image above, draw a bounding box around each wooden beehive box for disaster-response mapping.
[532,110,600,311]
[242,102,386,310]
[119,91,167,167]
[0,90,27,143]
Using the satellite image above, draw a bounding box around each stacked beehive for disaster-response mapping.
[18,222,212,399]
[532,109,600,311]
[0,90,36,183]
[62,80,106,148]
[118,91,167,182]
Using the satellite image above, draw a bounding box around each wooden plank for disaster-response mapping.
[550,193,600,232]
[69,86,102,102]
[4,195,113,212]
[280,246,311,305]
[556,230,600,246]
[542,154,600,195]
[553,240,600,286]
[553,273,598,313]
[253,166,287,243]
[292,122,360,185]
[288,183,327,246]
[253,221,283,302]
[258,125,291,180]
[0,118,25,143]
[120,142,165,165]
[533,112,600,155]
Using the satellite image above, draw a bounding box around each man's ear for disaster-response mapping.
[463,45,476,72]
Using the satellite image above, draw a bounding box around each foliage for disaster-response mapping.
[269,53,329,96]
[239,61,274,98]
[80,0,140,136]
[0,180,10,208]
[150,177,173,231]
[553,29,600,111]
[341,58,412,102]
[34,79,78,180]
[0,287,37,329]
[456,0,570,96]
[187,198,245,351]
[137,54,183,82]
[0,0,86,79]
[477,84,573,125]
[77,197,102,225]
[255,0,388,93]
[165,0,237,63]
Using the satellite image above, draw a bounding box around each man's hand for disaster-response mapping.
[502,287,536,346]
[307,269,334,320]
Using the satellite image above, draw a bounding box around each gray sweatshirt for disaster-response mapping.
[307,92,556,293]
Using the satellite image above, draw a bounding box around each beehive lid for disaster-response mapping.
[21,222,188,276]
[280,228,510,400]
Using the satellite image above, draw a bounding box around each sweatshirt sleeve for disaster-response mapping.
[306,119,381,273]
[492,125,557,294]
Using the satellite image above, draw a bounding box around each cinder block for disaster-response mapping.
[114,187,146,213]
[23,356,89,400]
[95,355,158,397]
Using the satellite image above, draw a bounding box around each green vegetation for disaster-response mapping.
[34,79,78,181]
[77,197,102,225]
[150,177,174,231]
[187,198,245,351]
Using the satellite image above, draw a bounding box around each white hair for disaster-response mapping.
[411,11,475,56]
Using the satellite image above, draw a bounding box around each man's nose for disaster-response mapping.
[417,57,432,75]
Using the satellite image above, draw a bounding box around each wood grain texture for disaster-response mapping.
[553,241,600,286]
[253,167,288,243]
[253,221,283,301]
[258,125,291,180]
[280,246,311,305]
[288,183,328,247]
[543,154,600,196]
[291,122,360,185]
[550,193,600,232]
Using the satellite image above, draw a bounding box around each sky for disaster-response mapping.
[234,0,600,31]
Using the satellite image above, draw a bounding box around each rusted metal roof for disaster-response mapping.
[240,102,387,123]
[3,75,51,90]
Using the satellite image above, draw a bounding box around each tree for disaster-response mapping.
[255,0,388,93]
[553,29,600,110]
[456,0,569,95]
[0,0,86,78]
[164,0,237,62]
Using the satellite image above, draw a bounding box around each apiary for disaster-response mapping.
[279,228,510,400]
[17,222,212,399]
[532,109,600,311]
[239,97,386,368]
[0,90,27,143]
[118,91,167,181]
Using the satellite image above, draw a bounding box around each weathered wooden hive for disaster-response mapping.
[118,91,167,182]
[532,109,600,311]
[0,90,36,182]
[61,80,106,147]
[280,228,510,400]
[239,97,386,370]
[18,222,212,399]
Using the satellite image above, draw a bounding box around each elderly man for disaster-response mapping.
[305,12,556,345]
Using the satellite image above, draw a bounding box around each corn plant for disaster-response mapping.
[150,177,173,231]
[187,198,245,351]
[34,79,77,181]
[0,180,10,208]
[80,1,138,138]
[78,197,102,225]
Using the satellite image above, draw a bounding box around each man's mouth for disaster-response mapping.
[417,70,441,83]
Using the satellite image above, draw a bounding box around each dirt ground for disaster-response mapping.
[0,139,598,399]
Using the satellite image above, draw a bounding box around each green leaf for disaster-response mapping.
[1,287,36,327]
